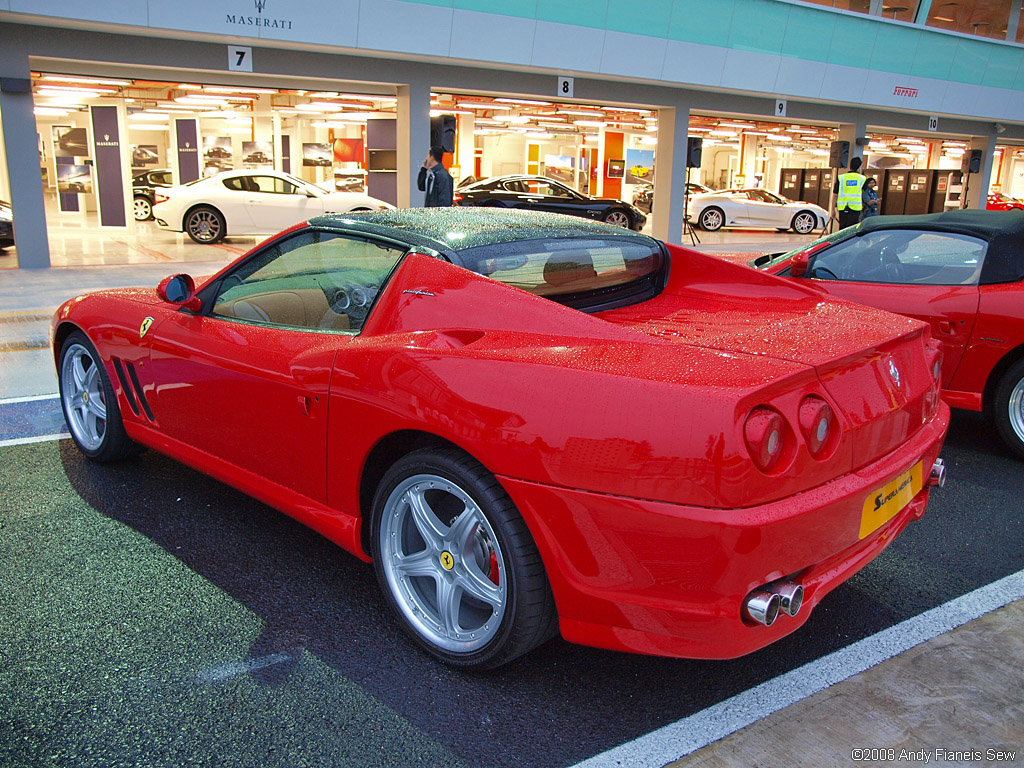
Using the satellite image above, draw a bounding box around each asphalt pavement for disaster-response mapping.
[1,242,1022,768]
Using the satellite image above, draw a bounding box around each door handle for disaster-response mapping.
[298,394,318,417]
[938,321,955,335]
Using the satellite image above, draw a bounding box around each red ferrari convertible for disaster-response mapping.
[53,209,948,668]
[754,209,1024,460]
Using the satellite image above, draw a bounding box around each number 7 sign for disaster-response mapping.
[228,45,253,72]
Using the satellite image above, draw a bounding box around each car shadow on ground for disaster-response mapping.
[57,406,1023,767]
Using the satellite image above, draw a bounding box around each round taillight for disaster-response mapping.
[799,396,834,457]
[744,407,786,472]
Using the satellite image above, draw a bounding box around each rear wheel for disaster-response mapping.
[184,206,226,244]
[993,359,1024,460]
[58,331,141,462]
[371,447,557,669]
[699,207,725,231]
[133,196,153,221]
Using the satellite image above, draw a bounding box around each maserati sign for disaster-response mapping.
[226,0,293,29]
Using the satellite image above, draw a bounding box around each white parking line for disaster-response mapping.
[570,570,1024,768]
[0,433,70,448]
[0,393,59,405]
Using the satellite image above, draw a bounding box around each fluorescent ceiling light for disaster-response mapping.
[575,120,606,127]
[203,86,277,94]
[34,107,71,116]
[128,111,169,120]
[129,124,170,131]
[40,75,133,86]
[557,109,604,116]
[454,101,513,110]
[494,98,552,105]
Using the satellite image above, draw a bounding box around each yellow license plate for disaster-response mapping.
[860,462,924,539]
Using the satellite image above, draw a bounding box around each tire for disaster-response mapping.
[603,209,632,228]
[992,358,1024,460]
[184,206,226,244]
[791,210,818,235]
[133,196,153,221]
[58,330,142,462]
[699,207,725,231]
[370,447,557,669]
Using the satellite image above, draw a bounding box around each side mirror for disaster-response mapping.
[158,274,201,311]
[790,252,810,278]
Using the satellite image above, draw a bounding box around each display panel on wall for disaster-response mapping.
[607,159,625,179]
[203,136,233,175]
[303,143,333,167]
[625,149,654,184]
[132,145,159,168]
[54,127,89,158]
[242,141,273,166]
[333,138,364,164]
[56,164,93,194]
[544,155,575,184]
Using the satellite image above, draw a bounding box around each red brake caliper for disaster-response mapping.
[488,551,500,585]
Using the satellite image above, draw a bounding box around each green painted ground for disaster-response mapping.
[0,440,466,768]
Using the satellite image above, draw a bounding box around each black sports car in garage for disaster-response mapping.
[632,181,716,214]
[0,199,14,248]
[455,175,647,230]
[132,168,174,221]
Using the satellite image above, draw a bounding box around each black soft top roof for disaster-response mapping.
[856,208,1024,284]
[310,207,655,254]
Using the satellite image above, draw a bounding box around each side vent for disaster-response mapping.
[112,358,140,417]
[126,362,155,421]
[112,357,154,422]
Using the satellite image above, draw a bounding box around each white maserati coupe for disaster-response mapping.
[686,188,827,234]
[152,169,392,244]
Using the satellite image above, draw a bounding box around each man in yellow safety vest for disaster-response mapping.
[834,156,866,229]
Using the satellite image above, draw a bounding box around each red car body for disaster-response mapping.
[52,209,948,666]
[987,193,1024,211]
[757,209,1024,459]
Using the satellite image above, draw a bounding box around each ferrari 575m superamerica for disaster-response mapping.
[53,209,948,669]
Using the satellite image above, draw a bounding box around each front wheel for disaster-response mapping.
[992,359,1024,460]
[699,207,724,231]
[603,209,632,228]
[58,331,141,462]
[791,210,818,234]
[371,447,557,669]
[184,206,226,244]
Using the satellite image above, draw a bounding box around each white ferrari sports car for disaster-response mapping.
[687,188,827,234]
[153,169,393,243]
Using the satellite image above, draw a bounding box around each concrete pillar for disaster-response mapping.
[962,134,997,209]
[651,102,689,245]
[455,112,474,186]
[0,49,51,268]
[397,80,431,208]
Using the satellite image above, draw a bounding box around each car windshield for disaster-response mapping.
[750,228,854,269]
[456,236,665,311]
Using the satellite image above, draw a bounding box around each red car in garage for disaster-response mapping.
[754,209,1024,459]
[52,209,948,668]
[987,193,1024,211]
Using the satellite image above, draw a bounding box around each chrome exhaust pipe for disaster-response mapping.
[744,590,780,626]
[771,581,804,617]
[928,458,946,488]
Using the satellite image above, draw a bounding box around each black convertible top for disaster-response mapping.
[856,208,1024,284]
[310,207,655,253]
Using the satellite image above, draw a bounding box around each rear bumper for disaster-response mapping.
[499,403,949,660]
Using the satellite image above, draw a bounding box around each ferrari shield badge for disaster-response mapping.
[140,317,154,339]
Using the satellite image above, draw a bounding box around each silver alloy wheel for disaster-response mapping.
[186,209,222,242]
[604,210,631,228]
[1009,376,1024,444]
[700,208,724,231]
[61,343,107,452]
[133,197,152,221]
[793,212,816,234]
[379,473,507,653]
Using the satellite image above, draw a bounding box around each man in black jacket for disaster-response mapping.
[417,145,453,207]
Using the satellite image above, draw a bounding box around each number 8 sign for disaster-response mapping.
[558,77,574,98]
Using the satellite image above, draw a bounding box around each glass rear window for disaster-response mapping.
[456,237,665,311]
